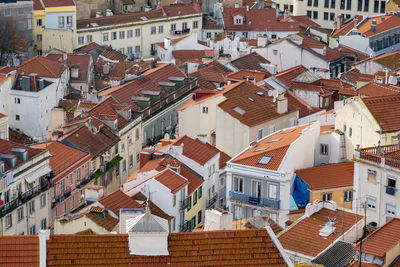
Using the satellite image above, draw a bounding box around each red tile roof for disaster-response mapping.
[370,51,400,71]
[354,218,400,258]
[98,190,143,216]
[8,129,34,145]
[223,7,299,32]
[231,124,309,170]
[362,95,400,132]
[18,56,65,78]
[227,69,271,82]
[0,139,45,171]
[274,65,309,87]
[161,3,202,17]
[41,0,74,7]
[75,42,105,54]
[154,169,189,194]
[0,236,39,267]
[67,54,91,83]
[0,113,6,119]
[189,62,230,89]
[285,90,321,118]
[88,96,130,130]
[340,68,375,84]
[46,229,287,266]
[172,49,214,65]
[230,52,270,72]
[295,162,354,190]
[278,207,363,257]
[357,83,400,97]
[86,209,119,232]
[281,15,320,28]
[218,81,297,127]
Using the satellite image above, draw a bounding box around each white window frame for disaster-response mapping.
[233,176,244,193]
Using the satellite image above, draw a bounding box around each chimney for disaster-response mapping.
[305,200,337,217]
[336,14,343,29]
[11,148,28,162]
[257,35,268,47]
[197,134,207,144]
[276,93,288,114]
[164,38,171,50]
[246,5,249,11]
[204,209,233,231]
[0,153,17,169]
[140,147,154,168]
[284,9,289,19]
[371,20,377,33]
[234,2,239,8]
[38,230,50,267]
[88,117,92,131]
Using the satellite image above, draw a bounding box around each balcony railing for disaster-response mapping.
[228,191,280,210]
[207,193,218,208]
[385,186,396,196]
[180,197,191,210]
[179,220,195,232]
[0,179,50,218]
[171,28,190,36]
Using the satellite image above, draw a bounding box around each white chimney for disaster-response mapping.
[197,134,207,144]
[277,93,288,114]
[257,35,268,47]
[234,2,239,8]
[204,209,233,231]
[164,38,171,50]
[39,230,50,267]
[246,5,249,11]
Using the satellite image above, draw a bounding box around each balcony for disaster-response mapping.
[171,28,190,36]
[207,193,218,208]
[180,197,191,210]
[385,186,396,196]
[179,220,195,232]
[228,191,280,210]
[0,179,50,218]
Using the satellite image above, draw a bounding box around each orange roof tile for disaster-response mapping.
[154,169,188,194]
[227,69,271,82]
[231,124,310,170]
[18,56,65,78]
[295,162,354,191]
[354,218,400,257]
[90,206,104,213]
[1,139,45,171]
[285,90,321,118]
[0,236,39,267]
[230,52,270,72]
[98,190,143,216]
[173,135,222,165]
[357,83,400,97]
[279,207,363,257]
[371,51,400,71]
[86,210,119,232]
[172,49,214,65]
[362,95,400,132]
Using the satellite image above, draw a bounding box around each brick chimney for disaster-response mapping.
[204,209,233,231]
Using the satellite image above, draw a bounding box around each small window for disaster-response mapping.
[127,30,133,38]
[182,22,187,29]
[366,197,376,209]
[6,214,12,229]
[58,16,64,28]
[187,195,192,211]
[273,49,278,55]
[368,169,377,183]
[18,207,23,221]
[330,12,335,21]
[233,177,244,193]
[307,10,312,18]
[202,107,208,114]
[36,19,42,26]
[386,203,396,215]
[198,210,202,223]
[29,225,36,235]
[193,190,197,205]
[171,24,176,31]
[129,154,133,168]
[37,34,42,42]
[151,26,156,35]
[28,200,35,214]
[344,190,352,202]
[16,115,20,121]
[158,25,163,33]
[86,35,92,43]
[136,152,140,163]
[320,144,328,155]
[388,177,396,188]
[198,186,202,199]
[258,155,272,165]
[324,12,329,20]
[349,127,352,137]
[41,218,47,229]
[268,183,278,199]
[78,36,84,45]
[70,195,74,210]
[135,28,140,37]
[268,125,276,134]
[173,195,176,207]
[206,32,211,38]
[258,129,263,140]
[193,20,198,29]
[119,31,125,39]
[313,11,318,19]
[111,32,117,40]
[103,33,109,42]
[322,192,332,201]
[271,34,277,39]
[40,194,46,208]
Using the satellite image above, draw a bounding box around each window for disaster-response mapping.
[16,115,20,121]
[36,19,42,26]
[120,48,125,54]
[340,0,345,9]
[273,49,278,55]
[233,177,244,193]
[258,129,263,140]
[78,190,83,203]
[77,168,81,184]
[62,202,66,214]
[85,162,89,178]
[171,24,176,31]
[78,36,84,45]
[28,200,35,214]
[40,194,46,208]
[122,160,126,173]
[368,169,377,183]
[86,35,92,43]
[119,31,125,39]
[18,207,23,221]
[135,28,140,37]
[193,21,198,29]
[388,177,396,188]
[366,197,376,209]
[29,225,36,235]
[386,203,396,215]
[202,107,208,114]
[330,12,335,21]
[308,0,312,6]
[331,0,336,8]
[151,43,156,55]
[15,97,20,104]
[151,26,156,35]
[58,16,64,28]
[41,218,46,229]
[324,0,329,7]
[70,195,74,210]
[172,195,176,207]
[313,11,318,19]
[4,8,11,16]
[182,22,187,29]
[37,34,42,42]
[136,152,140,163]
[344,190,352,202]
[4,190,9,204]
[364,0,369,11]
[320,144,328,155]
[268,183,277,199]
[198,186,202,199]
[187,195,192,211]
[66,16,72,27]
[252,180,262,198]
[268,125,276,134]
[380,0,385,12]
[194,190,198,205]
[235,18,242,24]
[346,14,351,19]
[103,33,109,41]
[6,214,12,228]
[346,0,352,9]
[135,45,140,54]
[198,210,202,223]
[284,4,289,10]
[314,0,318,6]
[129,154,133,168]
[206,32,211,38]
[307,10,312,18]
[111,32,117,40]
[358,0,362,10]
[322,192,332,201]
[349,127,352,137]
[172,217,176,231]
[158,25,163,33]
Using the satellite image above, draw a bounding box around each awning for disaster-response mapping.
[24,166,52,184]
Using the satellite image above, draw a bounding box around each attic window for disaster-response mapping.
[281,129,295,134]
[267,138,282,143]
[254,147,268,152]
[319,220,336,237]
[233,107,245,115]
[256,91,264,96]
[248,97,255,102]
[257,155,272,165]
[234,15,243,25]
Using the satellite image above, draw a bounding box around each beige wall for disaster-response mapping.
[0,116,9,140]
[384,242,400,267]
[43,28,75,53]
[310,186,353,210]
[54,213,115,234]
[76,14,202,58]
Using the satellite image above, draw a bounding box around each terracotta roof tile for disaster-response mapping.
[172,49,214,65]
[0,236,39,267]
[295,162,354,190]
[227,69,271,82]
[98,190,143,216]
[154,169,189,194]
[18,56,65,78]
[90,206,105,213]
[8,129,34,145]
[354,218,400,257]
[357,83,400,97]
[161,3,202,17]
[203,17,224,30]
[340,68,375,84]
[0,139,45,171]
[231,124,310,170]
[362,95,400,132]
[274,65,309,86]
[230,52,270,71]
[86,210,119,232]
[278,207,363,257]
[371,51,400,71]
[285,90,321,118]
[41,0,74,7]
[281,15,320,28]
[67,54,91,83]
[75,42,105,54]
[189,62,230,89]
[332,16,364,37]
[218,81,297,127]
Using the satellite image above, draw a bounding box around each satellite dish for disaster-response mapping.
[268,90,273,96]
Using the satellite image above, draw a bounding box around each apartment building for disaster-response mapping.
[76,3,202,58]
[0,139,52,236]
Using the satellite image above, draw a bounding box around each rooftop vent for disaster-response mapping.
[281,129,295,134]
[0,153,17,169]
[11,147,28,162]
[257,155,272,165]
[256,91,264,96]
[267,138,282,143]
[233,107,245,115]
[254,147,268,152]
[248,97,255,102]
[319,220,336,237]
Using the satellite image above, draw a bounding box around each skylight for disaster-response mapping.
[319,220,336,237]
[267,138,282,143]
[233,107,245,115]
[281,129,295,134]
[254,147,268,152]
[248,97,254,102]
[256,91,264,96]
[257,155,272,165]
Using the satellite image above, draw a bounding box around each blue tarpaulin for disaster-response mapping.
[292,174,310,209]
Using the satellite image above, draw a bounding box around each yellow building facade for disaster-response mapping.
[309,187,353,210]
[186,184,204,230]
[387,0,400,12]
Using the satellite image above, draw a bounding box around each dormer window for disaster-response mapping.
[234,15,243,25]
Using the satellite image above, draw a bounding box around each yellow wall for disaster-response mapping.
[310,186,353,210]
[186,185,204,228]
[387,0,400,12]
[33,10,46,54]
[42,28,74,53]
